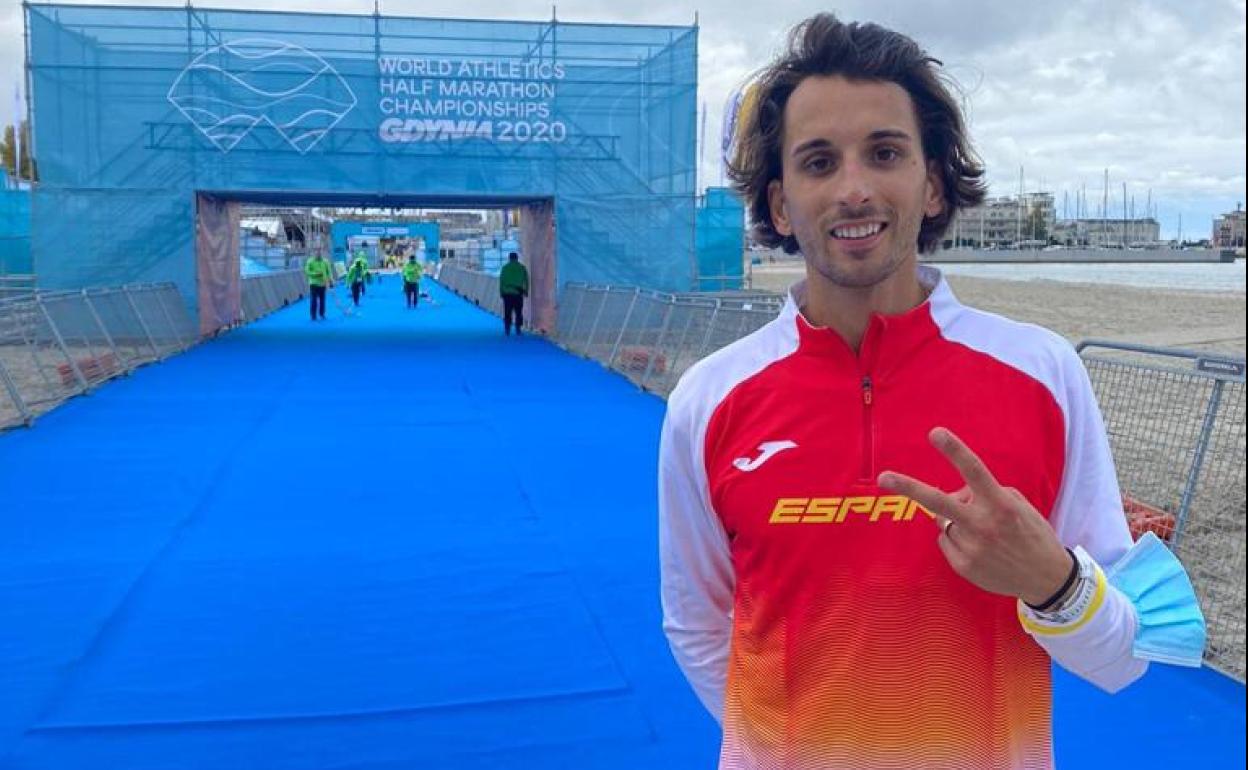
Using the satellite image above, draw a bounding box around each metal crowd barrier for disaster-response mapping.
[438,261,783,396]
[439,260,1246,680]
[0,274,37,302]
[241,270,306,322]
[555,283,781,395]
[437,260,505,317]
[1077,341,1246,681]
[0,271,307,432]
[0,283,195,430]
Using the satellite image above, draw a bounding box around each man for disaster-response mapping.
[402,254,421,308]
[348,250,369,307]
[499,251,529,336]
[304,252,331,321]
[658,14,1203,770]
[353,247,370,296]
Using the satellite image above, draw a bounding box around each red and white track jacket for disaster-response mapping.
[659,267,1145,770]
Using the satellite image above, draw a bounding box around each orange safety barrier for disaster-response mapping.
[1122,495,1177,542]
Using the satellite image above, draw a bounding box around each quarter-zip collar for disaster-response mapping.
[781,265,959,376]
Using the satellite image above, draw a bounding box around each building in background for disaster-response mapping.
[1051,218,1162,248]
[1213,205,1245,249]
[949,193,1055,248]
[949,192,1168,249]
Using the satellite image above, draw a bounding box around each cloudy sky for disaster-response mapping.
[2,0,1244,239]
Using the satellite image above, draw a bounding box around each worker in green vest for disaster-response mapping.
[402,254,422,308]
[499,251,529,336]
[348,251,370,307]
[304,253,331,321]
[353,247,371,296]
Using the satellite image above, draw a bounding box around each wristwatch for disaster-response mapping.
[1018,546,1106,631]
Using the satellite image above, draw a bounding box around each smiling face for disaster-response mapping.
[767,75,944,290]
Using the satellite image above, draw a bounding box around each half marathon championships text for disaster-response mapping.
[378,57,568,143]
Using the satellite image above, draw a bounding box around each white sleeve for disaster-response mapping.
[1022,348,1148,693]
[658,385,735,722]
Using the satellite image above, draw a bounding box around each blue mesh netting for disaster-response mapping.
[696,187,744,290]
[0,186,31,274]
[29,5,698,309]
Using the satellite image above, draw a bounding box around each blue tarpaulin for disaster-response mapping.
[28,5,698,312]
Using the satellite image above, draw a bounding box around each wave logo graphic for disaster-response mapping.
[168,38,357,154]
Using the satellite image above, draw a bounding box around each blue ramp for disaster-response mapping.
[0,279,1242,769]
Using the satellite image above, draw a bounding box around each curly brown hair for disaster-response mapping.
[727,13,987,255]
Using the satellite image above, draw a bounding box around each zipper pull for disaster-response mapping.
[862,375,873,406]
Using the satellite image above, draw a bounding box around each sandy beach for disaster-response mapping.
[748,264,1247,357]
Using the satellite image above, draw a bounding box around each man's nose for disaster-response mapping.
[832,158,874,210]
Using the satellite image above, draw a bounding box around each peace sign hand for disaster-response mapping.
[878,427,1074,607]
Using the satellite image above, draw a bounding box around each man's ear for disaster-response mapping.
[768,178,793,237]
[924,161,945,219]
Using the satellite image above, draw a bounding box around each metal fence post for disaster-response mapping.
[81,289,126,374]
[666,300,702,381]
[562,284,587,342]
[0,358,33,426]
[1172,380,1225,548]
[151,286,189,352]
[13,300,59,392]
[122,285,162,360]
[584,288,610,357]
[639,298,676,391]
[608,287,642,369]
[35,295,89,392]
[734,307,753,340]
[696,300,722,358]
[671,301,699,355]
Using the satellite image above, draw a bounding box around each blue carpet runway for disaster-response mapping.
[0,279,1241,768]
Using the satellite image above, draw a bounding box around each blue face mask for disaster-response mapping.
[1105,532,1207,667]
